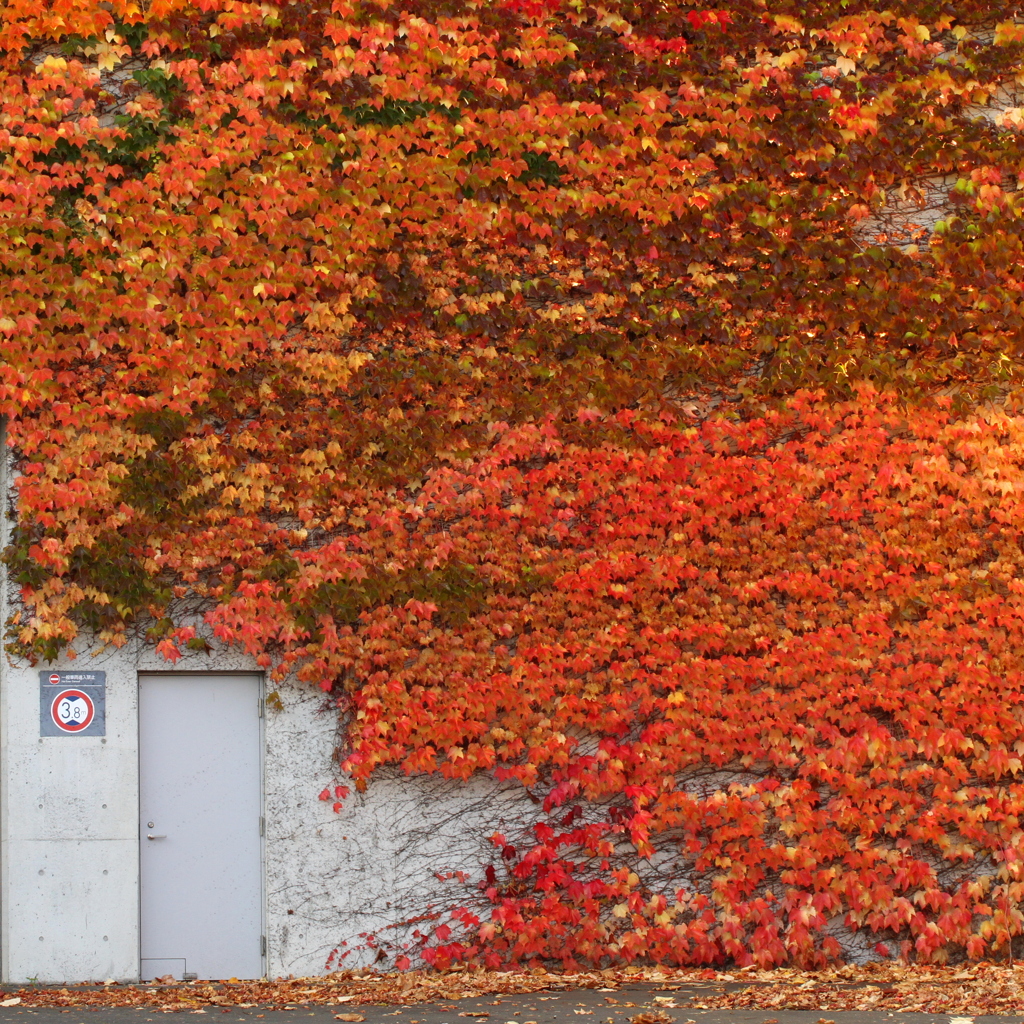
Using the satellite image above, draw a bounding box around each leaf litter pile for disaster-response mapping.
[5,963,1024,1015]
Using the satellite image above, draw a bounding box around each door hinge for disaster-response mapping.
[260,815,265,837]
[258,697,264,718]
[261,935,267,957]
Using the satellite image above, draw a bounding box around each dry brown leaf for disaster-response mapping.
[7,964,1024,1014]
[334,1015,364,1022]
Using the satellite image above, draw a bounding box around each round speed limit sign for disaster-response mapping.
[50,689,96,733]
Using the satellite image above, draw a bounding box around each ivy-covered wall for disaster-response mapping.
[9,0,1024,972]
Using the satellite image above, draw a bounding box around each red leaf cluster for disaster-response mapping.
[285,392,1024,967]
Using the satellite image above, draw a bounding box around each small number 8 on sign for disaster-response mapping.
[50,689,95,733]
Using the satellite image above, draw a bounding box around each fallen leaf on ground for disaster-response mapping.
[8,964,1024,1014]
[334,1015,364,1022]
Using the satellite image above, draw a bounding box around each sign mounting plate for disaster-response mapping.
[39,671,106,737]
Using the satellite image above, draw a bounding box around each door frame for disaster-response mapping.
[136,670,266,981]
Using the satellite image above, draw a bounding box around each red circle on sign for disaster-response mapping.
[50,689,95,733]
[49,673,61,685]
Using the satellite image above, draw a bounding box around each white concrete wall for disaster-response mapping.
[0,649,141,982]
[261,681,531,977]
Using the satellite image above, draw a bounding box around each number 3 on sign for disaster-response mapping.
[50,689,95,733]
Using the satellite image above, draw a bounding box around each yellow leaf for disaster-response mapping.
[776,49,807,69]
[95,43,119,71]
[995,21,1024,45]
[773,14,804,33]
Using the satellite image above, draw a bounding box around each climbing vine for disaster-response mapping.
[333,391,1024,968]
[6,0,1024,966]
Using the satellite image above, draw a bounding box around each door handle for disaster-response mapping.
[146,834,167,840]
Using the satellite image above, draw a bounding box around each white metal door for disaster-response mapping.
[139,673,263,981]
